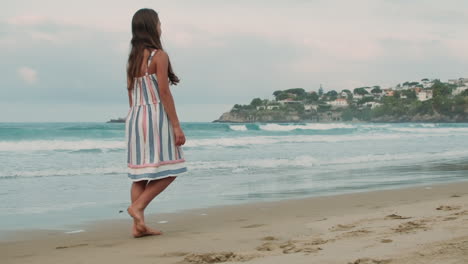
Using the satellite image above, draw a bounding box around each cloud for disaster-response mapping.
[1,0,468,122]
[6,15,48,26]
[17,67,38,84]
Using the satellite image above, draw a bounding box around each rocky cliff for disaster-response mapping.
[213,110,468,123]
[213,110,344,123]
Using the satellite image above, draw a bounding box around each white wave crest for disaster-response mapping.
[259,123,355,131]
[1,167,126,178]
[0,140,125,152]
[390,127,468,133]
[188,149,468,170]
[229,125,248,131]
[189,155,320,170]
[184,133,429,148]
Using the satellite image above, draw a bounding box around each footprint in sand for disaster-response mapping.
[436,205,461,211]
[329,223,356,232]
[55,243,88,249]
[451,210,468,216]
[279,241,302,254]
[348,257,392,264]
[301,247,322,254]
[257,238,324,255]
[183,251,258,263]
[158,251,190,257]
[385,214,411,220]
[304,238,328,245]
[260,236,278,241]
[256,242,278,251]
[442,216,458,221]
[241,224,266,228]
[280,242,322,254]
[393,220,429,233]
[338,229,373,239]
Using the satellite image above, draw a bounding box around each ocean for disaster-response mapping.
[1,122,467,233]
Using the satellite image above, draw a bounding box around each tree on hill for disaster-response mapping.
[401,89,417,100]
[371,87,382,94]
[273,88,306,101]
[432,80,451,97]
[250,98,263,107]
[305,92,319,103]
[353,87,369,95]
[326,90,338,97]
[342,89,352,94]
[273,90,282,97]
[284,88,306,96]
[325,90,338,100]
[276,93,290,100]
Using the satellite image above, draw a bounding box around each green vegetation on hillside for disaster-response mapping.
[220,78,468,122]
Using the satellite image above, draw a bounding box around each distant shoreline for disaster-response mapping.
[212,119,468,123]
[105,117,468,124]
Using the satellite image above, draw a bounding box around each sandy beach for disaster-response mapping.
[1,181,468,264]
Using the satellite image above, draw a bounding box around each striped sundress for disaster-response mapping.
[125,49,187,181]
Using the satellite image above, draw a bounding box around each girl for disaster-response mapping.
[125,8,187,238]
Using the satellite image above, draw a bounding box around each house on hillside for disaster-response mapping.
[384,89,394,96]
[304,104,318,111]
[417,90,433,101]
[278,98,302,105]
[327,98,348,108]
[448,78,468,86]
[364,102,382,109]
[452,86,468,96]
[421,78,434,89]
[353,94,363,100]
[266,105,280,110]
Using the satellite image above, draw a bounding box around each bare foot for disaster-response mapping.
[132,224,146,238]
[127,205,146,233]
[145,226,163,235]
[132,224,162,238]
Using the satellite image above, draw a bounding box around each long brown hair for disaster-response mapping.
[127,8,179,90]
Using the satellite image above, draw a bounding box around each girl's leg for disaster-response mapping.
[130,180,148,237]
[131,180,148,203]
[128,176,176,233]
[130,180,166,237]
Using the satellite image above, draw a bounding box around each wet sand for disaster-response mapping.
[1,181,468,264]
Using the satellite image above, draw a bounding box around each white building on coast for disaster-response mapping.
[417,90,433,101]
[327,98,349,107]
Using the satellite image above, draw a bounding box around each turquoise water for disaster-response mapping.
[1,122,467,233]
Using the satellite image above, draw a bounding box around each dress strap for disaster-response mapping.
[146,49,157,75]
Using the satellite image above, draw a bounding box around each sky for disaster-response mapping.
[1,0,467,122]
